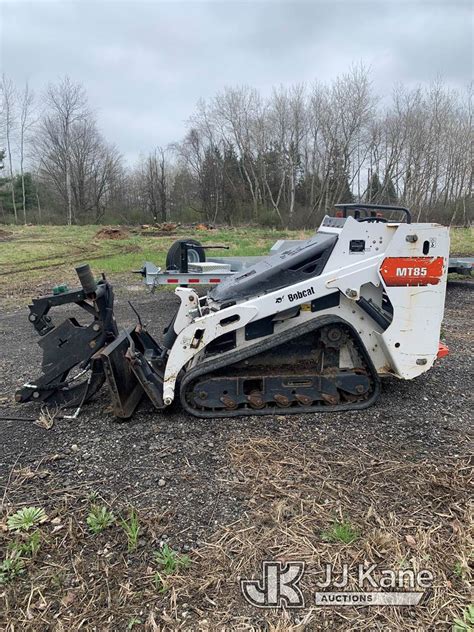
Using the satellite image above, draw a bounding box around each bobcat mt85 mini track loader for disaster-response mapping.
[16,204,450,419]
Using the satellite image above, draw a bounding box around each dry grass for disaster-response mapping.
[171,436,472,630]
[1,434,471,630]
[33,406,58,430]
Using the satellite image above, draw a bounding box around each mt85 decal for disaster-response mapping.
[380,257,444,286]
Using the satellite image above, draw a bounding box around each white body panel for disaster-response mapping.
[161,217,449,405]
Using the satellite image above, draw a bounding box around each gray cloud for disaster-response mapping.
[1,0,472,164]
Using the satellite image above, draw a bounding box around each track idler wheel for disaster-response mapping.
[220,394,238,410]
[274,394,290,407]
[295,393,313,406]
[247,390,266,409]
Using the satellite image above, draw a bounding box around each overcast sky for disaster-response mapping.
[1,0,472,164]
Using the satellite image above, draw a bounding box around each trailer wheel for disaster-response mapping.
[166,239,205,271]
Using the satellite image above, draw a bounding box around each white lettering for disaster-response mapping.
[396,266,428,277]
[398,569,416,588]
[380,569,396,588]
[358,564,378,588]
[316,564,333,588]
[417,570,434,588]
[332,564,349,588]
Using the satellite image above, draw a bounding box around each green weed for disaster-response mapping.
[127,617,142,629]
[154,543,191,575]
[321,520,359,544]
[86,489,100,502]
[120,509,140,552]
[9,530,41,557]
[0,554,25,584]
[153,571,168,593]
[7,507,47,532]
[86,505,115,534]
[453,604,474,632]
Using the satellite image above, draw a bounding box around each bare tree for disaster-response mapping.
[212,86,264,220]
[36,79,122,223]
[1,75,18,222]
[142,146,170,222]
[43,77,89,224]
[19,82,35,224]
[157,147,169,222]
[173,128,208,217]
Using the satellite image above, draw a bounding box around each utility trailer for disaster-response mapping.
[138,240,290,288]
[447,257,474,275]
[138,232,472,290]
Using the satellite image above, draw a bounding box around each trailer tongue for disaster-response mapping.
[15,204,451,420]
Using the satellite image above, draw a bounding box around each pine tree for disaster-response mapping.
[0,174,35,218]
[296,171,321,208]
[382,175,398,204]
[366,172,383,202]
[327,151,353,205]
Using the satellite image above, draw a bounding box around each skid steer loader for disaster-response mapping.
[16,204,450,419]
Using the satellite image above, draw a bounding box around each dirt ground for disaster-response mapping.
[0,280,472,631]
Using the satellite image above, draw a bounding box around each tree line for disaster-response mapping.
[0,66,471,227]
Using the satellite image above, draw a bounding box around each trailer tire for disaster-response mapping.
[166,239,206,271]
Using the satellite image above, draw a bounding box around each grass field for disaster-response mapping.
[0,224,472,304]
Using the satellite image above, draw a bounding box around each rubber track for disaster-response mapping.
[180,314,381,418]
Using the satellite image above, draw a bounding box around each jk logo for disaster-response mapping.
[240,561,305,608]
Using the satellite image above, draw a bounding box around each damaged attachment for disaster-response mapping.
[98,326,166,418]
[15,263,166,418]
[16,265,117,408]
